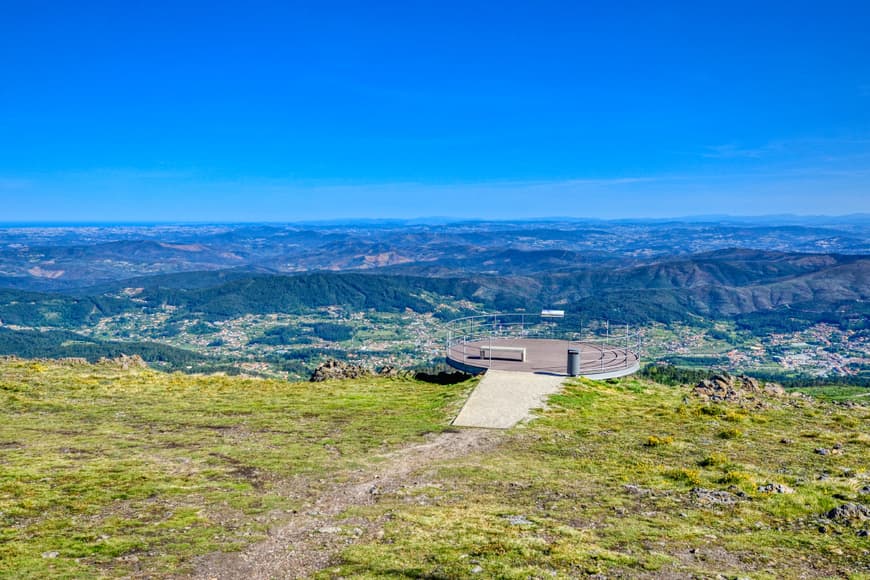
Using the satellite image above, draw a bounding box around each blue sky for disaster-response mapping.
[1,0,869,221]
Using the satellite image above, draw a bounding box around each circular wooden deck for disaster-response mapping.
[446,338,639,378]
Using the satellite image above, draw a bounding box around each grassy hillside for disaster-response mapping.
[328,379,870,579]
[1,359,868,578]
[791,385,870,403]
[0,358,473,578]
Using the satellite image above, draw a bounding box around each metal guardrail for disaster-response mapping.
[444,313,642,374]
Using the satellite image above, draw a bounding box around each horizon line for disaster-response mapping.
[1,212,869,228]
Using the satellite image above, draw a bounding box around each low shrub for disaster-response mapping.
[665,467,702,485]
[718,427,742,440]
[719,470,754,485]
[698,452,729,468]
[644,435,674,447]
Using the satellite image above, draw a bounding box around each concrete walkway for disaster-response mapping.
[452,370,566,429]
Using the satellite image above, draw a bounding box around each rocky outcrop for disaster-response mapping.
[309,359,374,382]
[97,354,148,369]
[693,372,786,405]
[826,503,870,524]
[309,359,420,382]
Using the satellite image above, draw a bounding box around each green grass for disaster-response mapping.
[792,385,870,402]
[0,358,474,578]
[326,377,870,579]
[3,358,869,578]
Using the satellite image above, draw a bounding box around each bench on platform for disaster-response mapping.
[479,345,526,362]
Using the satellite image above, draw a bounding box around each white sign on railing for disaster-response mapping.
[541,309,565,318]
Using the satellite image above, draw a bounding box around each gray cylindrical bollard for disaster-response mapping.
[567,349,580,377]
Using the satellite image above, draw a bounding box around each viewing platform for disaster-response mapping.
[445,313,640,379]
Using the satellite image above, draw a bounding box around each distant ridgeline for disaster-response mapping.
[0,249,866,379]
[1,250,868,328]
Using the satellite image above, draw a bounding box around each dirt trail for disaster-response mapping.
[192,428,501,580]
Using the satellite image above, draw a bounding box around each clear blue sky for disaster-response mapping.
[1,0,869,221]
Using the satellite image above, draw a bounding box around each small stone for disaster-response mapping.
[859,486,870,495]
[317,526,342,534]
[857,530,869,537]
[815,448,830,456]
[757,483,795,494]
[42,551,59,559]
[471,565,484,574]
[833,442,844,450]
[504,515,533,526]
[780,438,793,445]
[818,525,828,534]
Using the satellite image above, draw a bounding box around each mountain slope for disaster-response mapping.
[1,251,867,329]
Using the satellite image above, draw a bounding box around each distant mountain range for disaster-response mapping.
[1,249,866,332]
[0,219,867,291]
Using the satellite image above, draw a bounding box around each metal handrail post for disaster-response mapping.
[624,325,628,367]
[446,329,450,360]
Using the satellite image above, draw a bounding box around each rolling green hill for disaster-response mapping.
[3,250,868,327]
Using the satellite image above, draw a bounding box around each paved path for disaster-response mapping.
[452,370,566,429]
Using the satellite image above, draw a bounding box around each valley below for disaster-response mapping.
[0,218,867,384]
